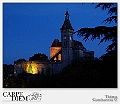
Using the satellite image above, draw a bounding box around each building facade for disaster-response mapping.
[50,10,94,68]
[14,10,94,75]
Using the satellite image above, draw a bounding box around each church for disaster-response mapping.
[14,10,94,75]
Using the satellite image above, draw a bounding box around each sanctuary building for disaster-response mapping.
[14,10,94,75]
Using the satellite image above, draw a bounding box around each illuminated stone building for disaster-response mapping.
[14,10,94,75]
[50,39,62,61]
[50,10,94,68]
[14,61,48,74]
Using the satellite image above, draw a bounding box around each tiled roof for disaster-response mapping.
[73,40,86,50]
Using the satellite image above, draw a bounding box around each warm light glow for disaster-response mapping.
[58,54,61,60]
[54,57,57,61]
[50,47,61,60]
[26,62,39,74]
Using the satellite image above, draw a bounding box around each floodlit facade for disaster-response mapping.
[50,10,94,68]
[14,10,94,75]
[14,61,48,75]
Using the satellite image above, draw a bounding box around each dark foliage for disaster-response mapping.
[3,64,14,87]
[29,53,48,61]
[5,57,117,88]
[7,57,116,88]
[3,64,14,76]
[5,71,27,88]
[77,3,117,60]
[14,58,26,64]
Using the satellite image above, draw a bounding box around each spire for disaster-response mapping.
[60,10,74,31]
[65,10,69,20]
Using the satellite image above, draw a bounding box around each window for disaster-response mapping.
[64,35,67,39]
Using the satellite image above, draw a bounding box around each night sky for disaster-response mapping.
[3,3,115,64]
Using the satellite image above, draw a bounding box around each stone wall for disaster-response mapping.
[14,61,62,75]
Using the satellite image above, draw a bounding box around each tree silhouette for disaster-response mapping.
[29,53,48,61]
[77,3,117,60]
[14,58,26,64]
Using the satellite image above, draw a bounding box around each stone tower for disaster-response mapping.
[60,10,74,68]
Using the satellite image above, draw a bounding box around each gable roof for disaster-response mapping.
[51,39,61,47]
[73,40,86,50]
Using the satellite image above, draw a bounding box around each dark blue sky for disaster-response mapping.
[3,3,115,64]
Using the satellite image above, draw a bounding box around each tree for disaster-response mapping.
[29,53,48,61]
[14,58,26,64]
[77,3,117,60]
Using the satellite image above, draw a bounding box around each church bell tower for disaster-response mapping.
[60,10,74,68]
